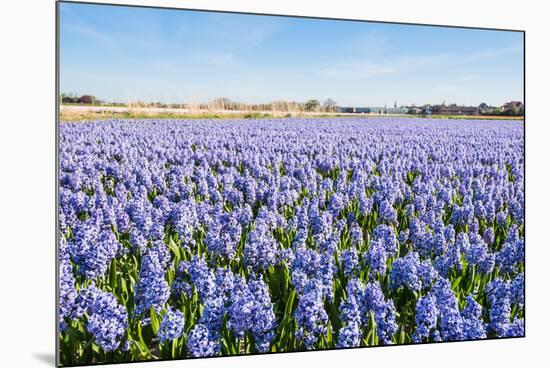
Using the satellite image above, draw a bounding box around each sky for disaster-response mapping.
[59,2,524,107]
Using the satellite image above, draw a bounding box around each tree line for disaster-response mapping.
[60,94,340,112]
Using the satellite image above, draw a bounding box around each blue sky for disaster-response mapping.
[60,2,524,107]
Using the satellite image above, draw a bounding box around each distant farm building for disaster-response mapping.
[77,95,97,104]
[431,104,479,116]
[501,101,524,114]
[338,107,371,113]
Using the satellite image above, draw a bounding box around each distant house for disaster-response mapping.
[405,105,433,115]
[77,95,96,104]
[431,104,479,116]
[501,101,524,114]
[405,107,418,114]
[385,107,409,114]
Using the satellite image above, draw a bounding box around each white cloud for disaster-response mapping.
[316,43,521,81]
[316,53,451,79]
[319,61,396,78]
[62,24,117,47]
[460,45,522,63]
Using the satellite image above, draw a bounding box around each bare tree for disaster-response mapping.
[323,98,338,112]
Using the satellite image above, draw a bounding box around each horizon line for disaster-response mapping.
[58,93,523,108]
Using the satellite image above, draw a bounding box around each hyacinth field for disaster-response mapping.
[58,118,524,366]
